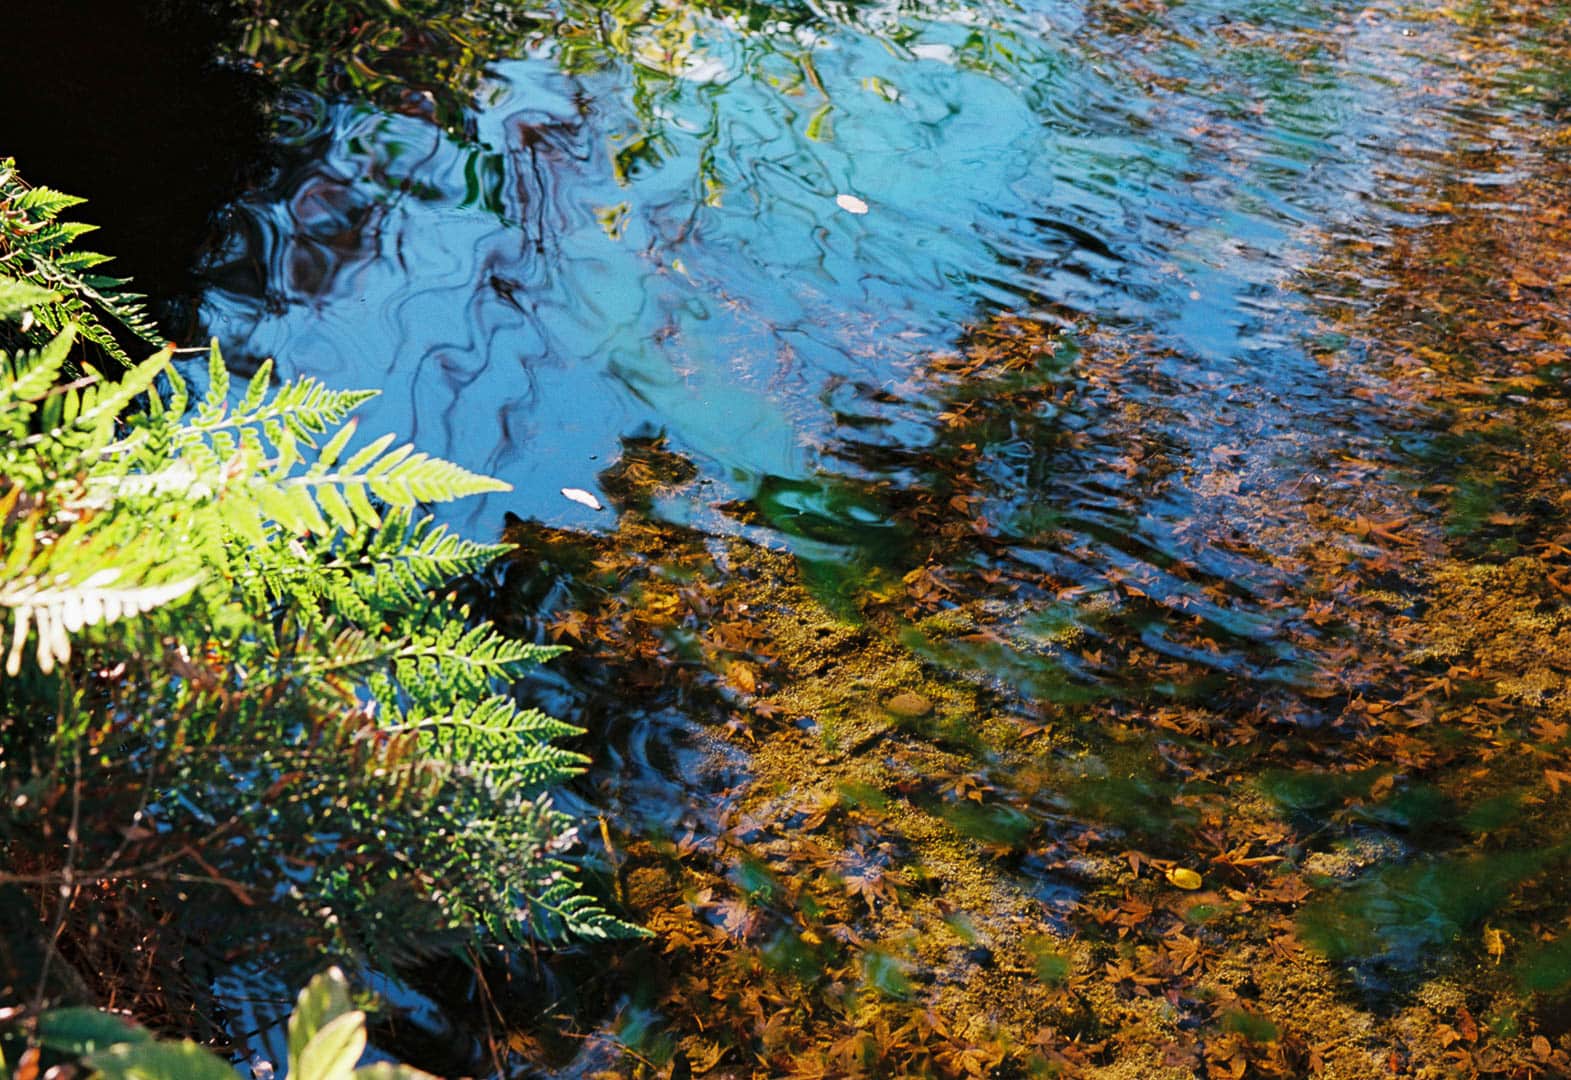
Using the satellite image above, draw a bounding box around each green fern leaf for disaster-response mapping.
[2,569,201,677]
[526,876,650,941]
[1,323,75,405]
[13,185,86,216]
[0,276,55,320]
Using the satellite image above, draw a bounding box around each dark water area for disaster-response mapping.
[11,0,1571,1075]
[0,2,268,312]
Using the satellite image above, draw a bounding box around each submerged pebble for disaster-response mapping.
[883,691,934,718]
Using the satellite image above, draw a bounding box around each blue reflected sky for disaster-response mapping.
[195,0,1452,534]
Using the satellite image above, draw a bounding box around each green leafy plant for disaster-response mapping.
[6,968,434,1079]
[0,160,161,364]
[0,165,637,1041]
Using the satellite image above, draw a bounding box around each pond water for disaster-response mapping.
[200,0,1440,533]
[62,0,1571,1074]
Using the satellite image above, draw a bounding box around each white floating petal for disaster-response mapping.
[835,193,870,215]
[561,487,604,511]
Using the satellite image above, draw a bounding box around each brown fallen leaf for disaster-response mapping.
[726,661,757,695]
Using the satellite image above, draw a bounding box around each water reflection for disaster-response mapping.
[201,0,1444,539]
[193,0,1571,1071]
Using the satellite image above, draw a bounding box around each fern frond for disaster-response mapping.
[1,337,172,480]
[2,569,201,676]
[234,510,509,620]
[73,346,172,434]
[294,450,510,529]
[389,695,586,787]
[185,349,377,447]
[525,874,651,941]
[12,185,86,217]
[0,323,75,426]
[0,219,642,987]
[0,160,161,362]
[392,621,567,705]
[349,511,511,606]
[0,276,55,321]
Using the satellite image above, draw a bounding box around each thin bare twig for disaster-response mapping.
[32,693,82,1013]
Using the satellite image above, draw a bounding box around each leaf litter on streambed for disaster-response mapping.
[471,6,1571,1077]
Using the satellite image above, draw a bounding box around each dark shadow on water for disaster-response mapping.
[0,1,269,330]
